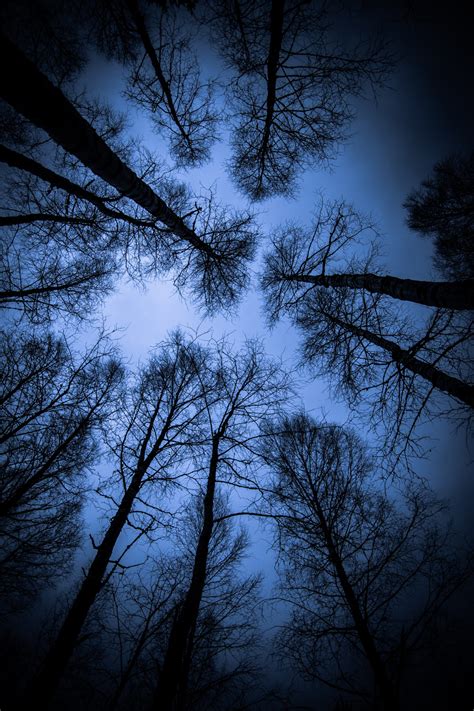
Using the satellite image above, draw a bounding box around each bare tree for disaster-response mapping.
[0,34,258,311]
[0,328,123,612]
[260,413,473,710]
[88,0,219,167]
[104,507,262,711]
[152,338,290,710]
[261,199,474,465]
[261,198,474,311]
[22,332,210,709]
[206,0,390,199]
[404,152,474,280]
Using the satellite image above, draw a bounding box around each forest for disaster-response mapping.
[0,1,473,709]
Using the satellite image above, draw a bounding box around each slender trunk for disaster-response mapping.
[0,213,94,227]
[257,0,285,189]
[0,419,88,517]
[326,311,474,408]
[0,143,155,228]
[151,435,219,711]
[0,270,107,304]
[0,36,214,256]
[314,499,398,711]
[23,464,146,710]
[286,271,474,310]
[125,0,192,147]
[23,396,172,708]
[108,608,154,711]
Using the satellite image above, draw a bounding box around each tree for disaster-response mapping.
[261,198,474,465]
[0,34,258,311]
[22,332,209,709]
[404,152,474,280]
[0,328,122,613]
[87,0,219,167]
[206,0,390,199]
[261,197,474,311]
[105,509,262,711]
[152,338,290,710]
[260,413,472,709]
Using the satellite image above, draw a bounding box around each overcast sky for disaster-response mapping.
[66,4,474,706]
[77,3,474,512]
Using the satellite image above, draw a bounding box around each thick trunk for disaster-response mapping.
[0,36,213,256]
[256,0,285,188]
[314,500,398,711]
[287,271,474,310]
[151,436,219,711]
[327,312,474,408]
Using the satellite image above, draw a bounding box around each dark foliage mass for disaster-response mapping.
[404,152,474,281]
[0,1,472,710]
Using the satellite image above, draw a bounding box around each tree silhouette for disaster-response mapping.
[0,328,122,612]
[152,338,289,710]
[23,332,209,709]
[88,0,219,166]
[261,197,474,464]
[404,152,474,280]
[207,0,390,199]
[261,197,474,313]
[0,34,257,311]
[261,413,472,709]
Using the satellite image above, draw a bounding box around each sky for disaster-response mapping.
[3,1,473,707]
[74,5,474,705]
[81,3,474,503]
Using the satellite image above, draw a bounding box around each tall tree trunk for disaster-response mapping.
[23,399,170,709]
[313,495,398,711]
[23,464,147,710]
[0,36,214,256]
[286,271,474,310]
[325,311,474,408]
[256,0,285,190]
[0,212,94,227]
[151,435,219,711]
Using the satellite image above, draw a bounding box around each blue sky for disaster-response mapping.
[70,6,473,705]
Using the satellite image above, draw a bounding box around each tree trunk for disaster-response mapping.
[326,311,474,408]
[256,0,285,189]
[151,435,219,711]
[23,395,169,709]
[0,213,94,227]
[23,465,146,710]
[314,497,398,711]
[286,272,474,310]
[0,143,156,228]
[0,270,108,304]
[0,36,214,256]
